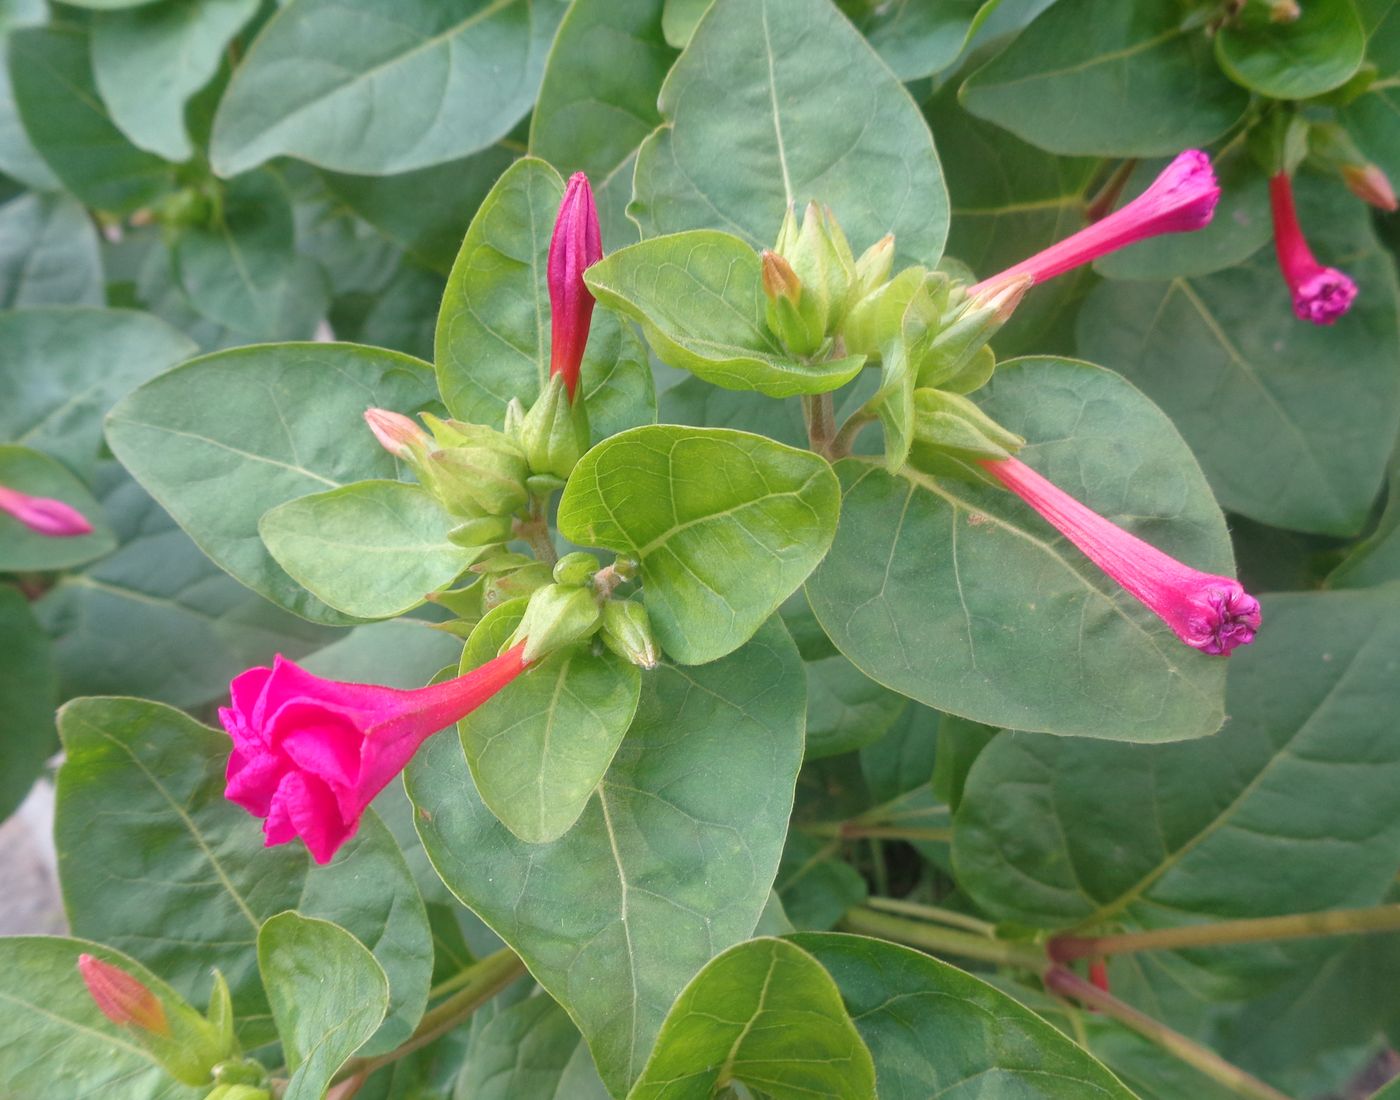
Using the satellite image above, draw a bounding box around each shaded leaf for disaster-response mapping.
[0,193,103,307]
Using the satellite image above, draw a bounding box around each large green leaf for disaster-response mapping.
[1215,0,1365,99]
[259,912,389,1100]
[0,937,203,1100]
[852,0,999,80]
[585,231,866,397]
[960,0,1249,156]
[529,0,675,249]
[793,933,1137,1098]
[558,425,840,665]
[55,697,432,1053]
[7,25,171,213]
[406,618,806,1096]
[953,586,1400,992]
[210,0,568,176]
[803,652,907,761]
[0,445,115,571]
[631,0,948,270]
[807,356,1233,741]
[1076,176,1400,536]
[0,585,56,820]
[106,342,438,624]
[91,0,259,162]
[0,307,195,480]
[260,480,479,619]
[0,39,59,191]
[456,991,612,1099]
[34,470,332,708]
[630,937,877,1100]
[434,156,655,440]
[458,600,641,845]
[0,193,103,307]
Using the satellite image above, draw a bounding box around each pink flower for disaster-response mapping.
[969,150,1220,295]
[221,645,528,863]
[980,456,1260,655]
[78,954,169,1036]
[1269,171,1357,325]
[548,172,602,400]
[0,483,93,537]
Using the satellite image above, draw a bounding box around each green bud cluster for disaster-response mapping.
[508,373,591,481]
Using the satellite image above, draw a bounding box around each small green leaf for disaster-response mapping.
[0,445,115,571]
[630,937,877,1100]
[0,42,60,191]
[777,833,868,931]
[210,0,568,176]
[0,193,103,307]
[804,652,907,760]
[1330,453,1400,588]
[259,913,389,1100]
[106,342,438,624]
[457,992,611,1099]
[586,230,866,397]
[558,425,840,665]
[1215,0,1365,99]
[960,0,1249,156]
[0,585,56,820]
[458,600,642,844]
[632,0,948,270]
[852,0,999,80]
[260,480,478,620]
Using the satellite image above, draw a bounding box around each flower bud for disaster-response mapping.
[916,276,1031,389]
[0,484,94,537]
[848,234,895,307]
[842,267,927,358]
[79,954,168,1036]
[600,598,660,669]
[416,414,529,518]
[769,202,856,348]
[1341,163,1398,212]
[912,389,1025,460]
[520,373,591,480]
[548,172,603,400]
[448,515,515,548]
[509,583,603,663]
[553,550,600,586]
[761,249,826,357]
[206,1088,271,1100]
[363,408,428,459]
[526,473,568,497]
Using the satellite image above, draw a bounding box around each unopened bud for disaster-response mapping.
[849,234,895,305]
[510,583,603,663]
[916,275,1031,389]
[483,561,553,609]
[1342,163,1398,212]
[553,551,600,586]
[912,389,1025,460]
[1269,0,1299,20]
[417,414,529,518]
[79,954,168,1036]
[548,172,603,399]
[520,373,591,480]
[526,473,568,497]
[842,266,926,357]
[504,397,526,436]
[363,408,427,458]
[448,515,514,548]
[206,1088,270,1100]
[761,250,801,304]
[600,598,660,669]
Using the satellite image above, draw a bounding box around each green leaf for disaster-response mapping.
[960,0,1249,156]
[260,480,478,620]
[776,832,868,931]
[1215,0,1365,99]
[55,697,432,1052]
[792,933,1138,1098]
[1329,452,1400,588]
[0,586,56,820]
[341,262,443,362]
[210,0,569,176]
[858,699,940,805]
[406,618,806,1095]
[434,157,656,441]
[631,0,948,270]
[804,653,907,760]
[458,599,642,845]
[34,471,332,708]
[0,445,115,571]
[953,586,1400,991]
[7,25,172,213]
[0,193,103,307]
[1339,84,1400,208]
[930,714,997,815]
[629,937,877,1100]
[1076,175,1400,536]
[585,230,866,397]
[660,0,707,47]
[106,342,439,624]
[558,425,840,665]
[321,144,516,276]
[806,356,1233,741]
[660,374,808,449]
[852,0,999,80]
[529,0,676,250]
[0,41,60,191]
[259,912,389,1100]
[457,992,611,1099]
[0,937,204,1100]
[0,307,196,480]
[91,0,259,162]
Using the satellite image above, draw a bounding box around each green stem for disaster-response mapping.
[1084,158,1137,222]
[1044,967,1290,1100]
[1053,904,1400,961]
[516,503,558,568]
[803,392,836,457]
[840,906,1044,970]
[829,411,874,460]
[332,949,525,1084]
[865,896,997,938]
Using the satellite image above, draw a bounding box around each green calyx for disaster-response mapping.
[509,582,604,663]
[911,388,1024,461]
[600,598,660,670]
[409,413,529,519]
[518,373,591,480]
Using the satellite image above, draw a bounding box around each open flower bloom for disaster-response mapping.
[969,150,1220,295]
[1269,172,1358,325]
[0,483,93,537]
[548,172,602,399]
[221,644,528,862]
[980,457,1260,655]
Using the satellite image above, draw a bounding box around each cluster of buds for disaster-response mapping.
[507,551,658,670]
[0,482,93,538]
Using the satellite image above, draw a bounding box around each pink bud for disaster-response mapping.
[547,173,602,401]
[980,457,1261,656]
[1341,163,1398,213]
[77,955,169,1036]
[969,150,1220,295]
[1269,172,1357,325]
[363,408,427,458]
[0,484,93,537]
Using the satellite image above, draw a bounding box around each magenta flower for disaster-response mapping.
[221,644,528,863]
[0,483,93,537]
[548,172,602,400]
[969,150,1220,295]
[980,457,1260,655]
[1269,172,1357,325]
